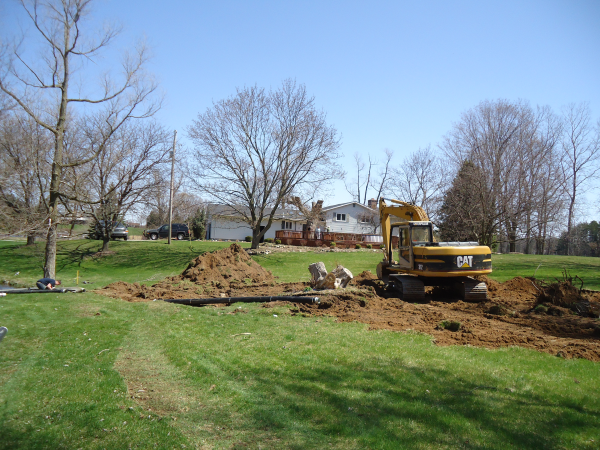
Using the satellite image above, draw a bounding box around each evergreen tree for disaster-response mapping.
[556,221,600,256]
[190,207,207,240]
[438,161,495,245]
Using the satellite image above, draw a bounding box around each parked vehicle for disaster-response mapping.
[90,221,129,240]
[143,223,190,240]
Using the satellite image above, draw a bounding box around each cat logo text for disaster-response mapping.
[456,256,473,268]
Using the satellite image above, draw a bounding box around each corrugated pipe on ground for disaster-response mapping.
[0,287,86,294]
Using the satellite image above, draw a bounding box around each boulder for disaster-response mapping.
[309,262,353,290]
[332,264,353,288]
[309,262,328,285]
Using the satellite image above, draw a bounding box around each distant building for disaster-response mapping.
[206,201,379,241]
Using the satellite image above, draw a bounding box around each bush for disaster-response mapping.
[366,244,372,249]
[245,236,252,242]
[190,207,207,239]
[355,244,362,249]
[275,239,281,245]
[330,242,336,247]
[264,238,274,243]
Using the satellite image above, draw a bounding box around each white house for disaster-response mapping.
[206,200,380,241]
[320,201,379,235]
[206,204,306,241]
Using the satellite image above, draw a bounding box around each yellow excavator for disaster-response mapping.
[377,198,492,301]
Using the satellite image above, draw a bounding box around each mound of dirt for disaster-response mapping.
[179,243,273,286]
[537,280,584,307]
[352,270,380,288]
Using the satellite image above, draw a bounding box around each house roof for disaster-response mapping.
[321,202,377,213]
[207,203,305,221]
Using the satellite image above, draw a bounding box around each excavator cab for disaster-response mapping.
[389,221,434,270]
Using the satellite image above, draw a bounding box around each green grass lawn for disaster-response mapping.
[127,226,145,237]
[490,253,600,289]
[1,240,599,449]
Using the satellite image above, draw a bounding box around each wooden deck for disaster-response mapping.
[275,230,393,249]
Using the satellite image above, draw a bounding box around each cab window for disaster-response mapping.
[411,225,431,245]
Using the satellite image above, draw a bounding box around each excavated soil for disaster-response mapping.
[99,244,600,362]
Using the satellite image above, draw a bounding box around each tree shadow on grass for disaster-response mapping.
[55,242,101,272]
[193,355,599,449]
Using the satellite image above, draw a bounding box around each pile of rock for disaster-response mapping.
[308,262,353,290]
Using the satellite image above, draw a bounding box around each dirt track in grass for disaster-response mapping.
[98,244,600,362]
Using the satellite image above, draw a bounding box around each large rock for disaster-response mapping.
[332,265,353,288]
[309,262,328,285]
[309,262,353,289]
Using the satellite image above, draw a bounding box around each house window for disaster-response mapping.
[358,214,371,223]
[335,213,346,222]
[281,221,293,229]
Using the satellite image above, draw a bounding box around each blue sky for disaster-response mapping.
[3,0,599,213]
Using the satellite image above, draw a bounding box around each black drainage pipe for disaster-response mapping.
[163,296,320,306]
[0,287,86,294]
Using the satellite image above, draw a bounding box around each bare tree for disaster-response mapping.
[441,100,564,252]
[370,148,393,205]
[171,192,205,224]
[0,111,52,244]
[344,153,375,204]
[0,0,159,277]
[188,79,341,249]
[344,149,394,205]
[519,107,563,253]
[560,103,600,255]
[67,120,171,251]
[386,146,447,222]
[141,151,188,226]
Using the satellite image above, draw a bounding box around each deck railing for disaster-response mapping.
[275,230,387,248]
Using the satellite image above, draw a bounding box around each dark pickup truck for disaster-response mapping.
[143,223,190,240]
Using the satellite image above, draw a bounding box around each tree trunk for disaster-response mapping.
[26,235,36,246]
[43,167,62,277]
[524,213,531,254]
[102,236,111,252]
[508,219,517,253]
[44,222,57,278]
[251,227,261,250]
[566,195,575,256]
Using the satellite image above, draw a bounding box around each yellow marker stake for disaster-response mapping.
[77,270,79,285]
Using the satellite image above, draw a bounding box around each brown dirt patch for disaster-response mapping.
[98,245,600,362]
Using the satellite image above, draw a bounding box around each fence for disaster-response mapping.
[275,230,390,249]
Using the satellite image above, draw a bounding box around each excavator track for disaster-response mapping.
[389,274,425,301]
[454,278,488,302]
